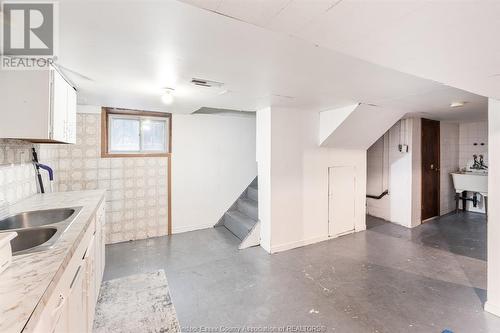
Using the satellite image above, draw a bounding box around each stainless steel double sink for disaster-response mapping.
[0,207,82,255]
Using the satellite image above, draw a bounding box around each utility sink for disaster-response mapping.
[0,207,82,255]
[0,208,75,231]
[451,172,488,194]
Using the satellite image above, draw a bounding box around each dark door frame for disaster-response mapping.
[421,118,441,222]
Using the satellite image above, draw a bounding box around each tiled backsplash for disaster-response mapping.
[37,113,169,244]
[0,140,38,217]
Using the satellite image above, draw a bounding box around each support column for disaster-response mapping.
[256,107,272,253]
[485,98,500,316]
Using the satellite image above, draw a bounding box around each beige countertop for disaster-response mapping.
[0,190,105,333]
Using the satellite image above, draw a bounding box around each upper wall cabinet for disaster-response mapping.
[0,67,77,143]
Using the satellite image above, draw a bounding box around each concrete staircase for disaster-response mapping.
[216,178,260,249]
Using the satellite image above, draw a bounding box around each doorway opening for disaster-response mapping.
[421,118,441,222]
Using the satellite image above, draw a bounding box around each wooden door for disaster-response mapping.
[328,166,356,237]
[421,118,440,221]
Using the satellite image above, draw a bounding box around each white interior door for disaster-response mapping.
[328,166,356,237]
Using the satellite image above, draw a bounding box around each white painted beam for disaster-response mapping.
[485,98,500,317]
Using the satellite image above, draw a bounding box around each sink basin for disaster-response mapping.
[0,206,82,255]
[451,172,488,194]
[0,208,76,231]
[10,227,57,253]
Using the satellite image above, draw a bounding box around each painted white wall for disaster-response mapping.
[485,98,500,317]
[366,119,421,227]
[257,107,366,253]
[366,134,390,220]
[256,107,272,253]
[320,104,407,150]
[318,104,358,145]
[171,114,257,233]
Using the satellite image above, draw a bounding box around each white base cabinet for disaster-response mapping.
[27,201,106,333]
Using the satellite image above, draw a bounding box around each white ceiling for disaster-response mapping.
[181,0,496,120]
[51,0,487,120]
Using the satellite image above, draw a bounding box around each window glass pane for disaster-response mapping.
[141,119,167,152]
[109,117,140,152]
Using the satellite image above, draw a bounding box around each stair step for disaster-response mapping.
[247,186,258,201]
[224,210,257,240]
[237,198,258,220]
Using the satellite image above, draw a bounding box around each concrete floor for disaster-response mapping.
[104,212,500,333]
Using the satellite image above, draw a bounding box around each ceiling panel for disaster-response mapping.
[216,0,292,27]
[56,0,487,120]
[297,0,425,50]
[267,0,338,33]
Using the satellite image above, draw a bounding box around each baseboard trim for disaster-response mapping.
[172,223,214,234]
[271,235,330,254]
[485,301,500,317]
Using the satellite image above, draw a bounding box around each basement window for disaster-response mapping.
[101,108,171,157]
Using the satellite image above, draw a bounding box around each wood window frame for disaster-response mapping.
[101,107,172,158]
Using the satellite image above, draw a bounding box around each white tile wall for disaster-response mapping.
[458,121,488,213]
[440,123,459,215]
[459,121,488,169]
[37,113,169,244]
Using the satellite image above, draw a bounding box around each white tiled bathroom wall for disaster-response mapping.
[458,121,488,213]
[459,121,488,169]
[440,123,460,215]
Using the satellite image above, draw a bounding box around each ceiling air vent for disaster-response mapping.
[191,78,224,88]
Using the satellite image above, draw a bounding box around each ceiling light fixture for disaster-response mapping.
[450,101,467,108]
[161,88,175,105]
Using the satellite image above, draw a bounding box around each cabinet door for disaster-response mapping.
[52,296,69,333]
[101,212,106,276]
[66,85,77,144]
[68,265,86,333]
[51,70,69,142]
[84,235,96,332]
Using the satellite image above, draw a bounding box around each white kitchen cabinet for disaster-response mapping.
[67,265,86,333]
[84,234,96,332]
[0,67,77,143]
[27,203,106,333]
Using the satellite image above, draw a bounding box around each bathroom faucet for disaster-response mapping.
[479,155,488,169]
[471,154,488,170]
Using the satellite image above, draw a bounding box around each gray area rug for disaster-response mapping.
[93,270,180,333]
